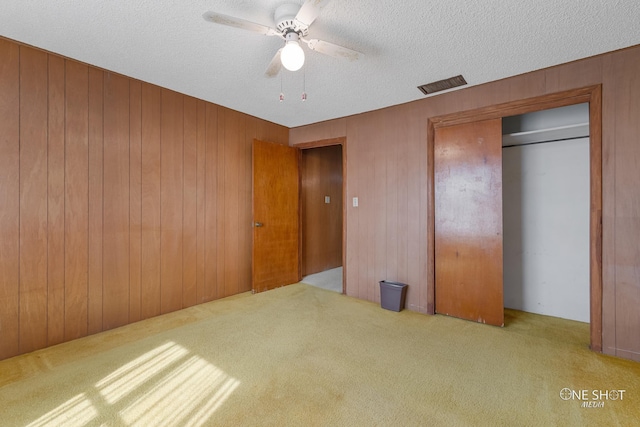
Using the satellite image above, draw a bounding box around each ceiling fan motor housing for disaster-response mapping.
[274,3,308,36]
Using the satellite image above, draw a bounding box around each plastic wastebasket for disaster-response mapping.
[379,281,408,312]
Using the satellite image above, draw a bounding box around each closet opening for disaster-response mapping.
[427,85,602,351]
[502,103,590,323]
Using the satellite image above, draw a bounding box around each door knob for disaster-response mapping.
[255,222,263,227]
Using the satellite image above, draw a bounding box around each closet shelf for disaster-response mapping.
[502,122,589,147]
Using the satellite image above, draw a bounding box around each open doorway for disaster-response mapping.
[300,144,344,293]
[502,103,590,323]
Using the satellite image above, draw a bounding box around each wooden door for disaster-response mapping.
[252,139,300,293]
[434,118,504,326]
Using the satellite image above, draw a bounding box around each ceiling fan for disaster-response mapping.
[202,0,363,77]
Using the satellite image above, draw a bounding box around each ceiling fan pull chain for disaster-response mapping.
[280,73,285,102]
[302,66,307,101]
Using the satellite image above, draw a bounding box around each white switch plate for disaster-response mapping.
[353,197,358,207]
[325,196,330,204]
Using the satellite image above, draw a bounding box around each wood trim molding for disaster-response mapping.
[588,85,603,352]
[294,137,346,149]
[430,86,599,129]
[427,85,603,352]
[427,122,436,315]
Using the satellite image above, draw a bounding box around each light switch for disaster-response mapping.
[325,196,330,204]
[353,197,358,207]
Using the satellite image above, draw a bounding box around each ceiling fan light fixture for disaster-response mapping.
[204,0,364,78]
[281,33,305,71]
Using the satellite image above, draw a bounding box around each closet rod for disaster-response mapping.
[502,135,589,149]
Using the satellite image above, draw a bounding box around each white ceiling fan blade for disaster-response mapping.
[264,49,283,78]
[294,0,331,28]
[202,12,279,36]
[304,39,363,62]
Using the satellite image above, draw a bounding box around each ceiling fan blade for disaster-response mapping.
[202,12,279,36]
[304,39,363,61]
[265,49,283,78]
[294,0,331,28]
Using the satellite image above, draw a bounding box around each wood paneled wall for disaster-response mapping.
[301,145,343,276]
[290,44,640,362]
[0,38,287,360]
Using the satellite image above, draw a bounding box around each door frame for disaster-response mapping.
[427,85,603,351]
[295,137,347,294]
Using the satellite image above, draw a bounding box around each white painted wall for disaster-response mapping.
[502,138,590,322]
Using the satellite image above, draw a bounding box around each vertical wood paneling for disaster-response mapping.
[405,103,426,312]
[432,89,463,118]
[612,49,640,358]
[241,118,256,293]
[47,54,65,345]
[290,118,347,145]
[0,39,20,359]
[601,56,617,354]
[223,109,243,297]
[0,37,292,361]
[357,114,376,301]
[87,67,104,334]
[195,100,207,302]
[507,72,546,101]
[141,83,162,319]
[385,110,400,283]
[64,60,89,341]
[481,80,512,109]
[183,96,198,307]
[544,56,602,95]
[129,81,142,323]
[19,46,49,353]
[373,111,388,303]
[278,126,289,146]
[103,72,130,330]
[216,109,227,299]
[204,104,218,301]
[160,89,183,313]
[393,108,409,288]
[345,117,360,298]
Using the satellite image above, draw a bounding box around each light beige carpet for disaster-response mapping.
[1,283,639,426]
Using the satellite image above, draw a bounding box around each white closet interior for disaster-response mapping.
[502,103,590,322]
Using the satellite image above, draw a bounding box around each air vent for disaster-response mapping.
[418,75,467,95]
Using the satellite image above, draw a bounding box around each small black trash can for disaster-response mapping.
[379,281,408,312]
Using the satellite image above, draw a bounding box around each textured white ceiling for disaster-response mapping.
[2,1,639,128]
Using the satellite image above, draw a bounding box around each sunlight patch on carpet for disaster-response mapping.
[27,393,98,427]
[96,341,189,404]
[116,348,240,426]
[27,341,240,427]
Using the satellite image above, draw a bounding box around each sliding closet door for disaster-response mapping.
[434,118,504,326]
